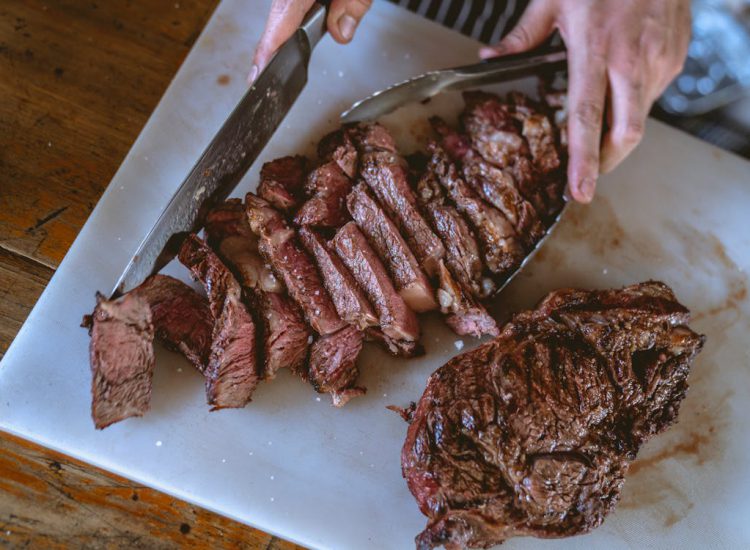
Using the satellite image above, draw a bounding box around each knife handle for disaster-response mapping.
[299,3,328,53]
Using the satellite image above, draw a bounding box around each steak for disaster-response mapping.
[435,261,498,338]
[461,90,528,167]
[427,142,525,276]
[246,193,346,336]
[318,127,358,178]
[348,121,397,153]
[358,138,445,273]
[417,146,493,299]
[133,274,212,373]
[84,292,154,430]
[347,183,437,313]
[298,225,378,330]
[308,325,366,407]
[257,155,307,213]
[401,282,705,550]
[294,161,352,228]
[205,200,310,379]
[178,234,259,409]
[332,222,420,345]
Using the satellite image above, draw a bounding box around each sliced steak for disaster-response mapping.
[204,199,282,293]
[347,183,437,313]
[461,90,528,167]
[205,200,311,379]
[428,143,525,276]
[258,155,307,213]
[417,146,493,299]
[401,282,705,549]
[246,193,346,336]
[332,222,420,345]
[508,91,561,174]
[308,325,366,407]
[359,149,445,275]
[133,274,211,373]
[435,261,498,338]
[294,161,352,228]
[84,293,154,430]
[318,127,358,178]
[298,226,378,330]
[178,234,259,409]
[461,153,546,248]
[348,121,397,153]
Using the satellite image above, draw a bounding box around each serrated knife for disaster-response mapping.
[110,3,327,298]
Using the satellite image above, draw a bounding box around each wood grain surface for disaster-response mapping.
[0,1,301,548]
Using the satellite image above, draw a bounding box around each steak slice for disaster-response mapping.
[347,183,437,313]
[298,225,378,330]
[246,193,346,336]
[461,90,528,167]
[318,128,358,178]
[435,261,498,338]
[428,143,525,276]
[294,161,352,228]
[348,121,398,153]
[205,200,310,379]
[359,149,445,275]
[84,293,154,430]
[133,274,212,373]
[401,281,705,550]
[178,234,259,409]
[417,146,493,299]
[332,222,420,345]
[257,155,307,213]
[308,325,366,407]
[461,153,546,249]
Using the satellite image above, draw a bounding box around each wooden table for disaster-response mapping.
[0,2,301,547]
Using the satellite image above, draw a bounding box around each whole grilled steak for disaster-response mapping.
[401,282,705,550]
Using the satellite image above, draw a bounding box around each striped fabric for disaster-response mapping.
[388,0,530,44]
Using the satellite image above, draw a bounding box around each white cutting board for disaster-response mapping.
[2,1,750,549]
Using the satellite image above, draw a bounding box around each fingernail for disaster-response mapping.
[338,14,357,41]
[248,64,258,84]
[479,46,500,59]
[579,177,596,202]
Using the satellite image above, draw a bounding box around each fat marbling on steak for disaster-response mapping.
[401,282,705,550]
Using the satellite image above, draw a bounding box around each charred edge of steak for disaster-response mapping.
[258,155,308,213]
[318,127,358,179]
[402,281,705,550]
[308,325,366,407]
[87,292,155,430]
[178,234,260,410]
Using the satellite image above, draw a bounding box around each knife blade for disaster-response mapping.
[110,3,327,298]
[341,46,567,123]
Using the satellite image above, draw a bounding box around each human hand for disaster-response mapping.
[250,0,373,83]
[480,0,691,203]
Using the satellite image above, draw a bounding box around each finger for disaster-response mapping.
[600,69,647,174]
[327,0,372,44]
[251,0,314,83]
[479,0,556,58]
[566,43,608,203]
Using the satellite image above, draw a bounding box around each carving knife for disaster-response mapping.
[110,3,327,298]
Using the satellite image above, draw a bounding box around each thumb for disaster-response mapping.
[479,0,556,58]
[327,0,372,44]
[251,0,315,83]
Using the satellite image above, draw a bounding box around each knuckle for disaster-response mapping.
[619,120,645,145]
[573,99,604,128]
[507,24,533,48]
